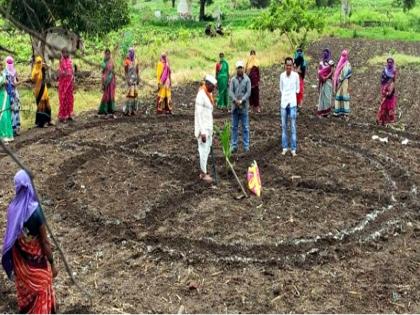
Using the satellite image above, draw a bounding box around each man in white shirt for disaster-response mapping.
[195,74,217,183]
[280,57,300,157]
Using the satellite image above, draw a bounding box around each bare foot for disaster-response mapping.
[200,173,213,183]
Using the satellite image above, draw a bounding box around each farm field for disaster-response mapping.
[0,37,419,313]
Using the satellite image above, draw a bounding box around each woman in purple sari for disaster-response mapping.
[376,58,398,126]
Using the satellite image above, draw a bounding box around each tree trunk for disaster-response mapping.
[172,0,176,8]
[199,0,206,21]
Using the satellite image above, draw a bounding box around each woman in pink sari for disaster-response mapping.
[57,48,74,122]
[376,58,398,126]
[156,53,173,114]
[317,48,335,117]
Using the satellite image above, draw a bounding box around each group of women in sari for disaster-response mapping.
[98,48,172,117]
[32,50,75,127]
[316,48,397,125]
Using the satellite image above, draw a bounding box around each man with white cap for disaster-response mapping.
[195,74,218,183]
[229,60,252,153]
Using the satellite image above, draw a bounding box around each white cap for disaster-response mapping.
[236,60,244,69]
[204,74,217,86]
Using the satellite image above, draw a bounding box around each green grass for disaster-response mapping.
[17,86,103,130]
[320,0,420,41]
[332,26,420,41]
[368,53,420,66]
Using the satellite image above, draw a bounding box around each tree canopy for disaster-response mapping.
[1,0,130,35]
[252,0,325,49]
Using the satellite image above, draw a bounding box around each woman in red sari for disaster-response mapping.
[377,58,398,126]
[245,50,261,113]
[57,48,74,122]
[98,49,116,118]
[2,170,58,313]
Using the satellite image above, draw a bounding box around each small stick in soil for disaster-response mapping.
[226,157,248,198]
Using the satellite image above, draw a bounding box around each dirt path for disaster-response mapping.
[0,38,419,313]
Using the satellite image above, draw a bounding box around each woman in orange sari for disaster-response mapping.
[2,170,58,314]
[31,57,53,128]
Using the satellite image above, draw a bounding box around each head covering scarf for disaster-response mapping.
[128,47,135,62]
[5,56,16,77]
[160,53,171,85]
[60,52,73,74]
[382,58,396,85]
[31,56,43,81]
[333,49,349,88]
[322,48,332,63]
[245,53,259,74]
[294,48,307,74]
[2,170,40,278]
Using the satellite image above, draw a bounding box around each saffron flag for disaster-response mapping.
[247,160,262,197]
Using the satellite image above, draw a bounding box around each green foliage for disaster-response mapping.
[314,0,340,7]
[1,0,130,35]
[215,121,232,163]
[252,0,325,49]
[250,0,270,8]
[120,31,135,57]
[393,0,416,11]
[368,53,420,66]
[231,0,251,10]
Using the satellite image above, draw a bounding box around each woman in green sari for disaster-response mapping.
[215,52,229,110]
[0,62,13,142]
[98,49,116,118]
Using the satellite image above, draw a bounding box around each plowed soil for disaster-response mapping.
[0,38,419,313]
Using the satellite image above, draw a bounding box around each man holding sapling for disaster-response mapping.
[280,57,300,157]
[229,61,252,153]
[195,75,218,183]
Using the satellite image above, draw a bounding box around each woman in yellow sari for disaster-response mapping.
[156,53,173,115]
[31,57,52,128]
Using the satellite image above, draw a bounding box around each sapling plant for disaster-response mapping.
[215,121,248,198]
